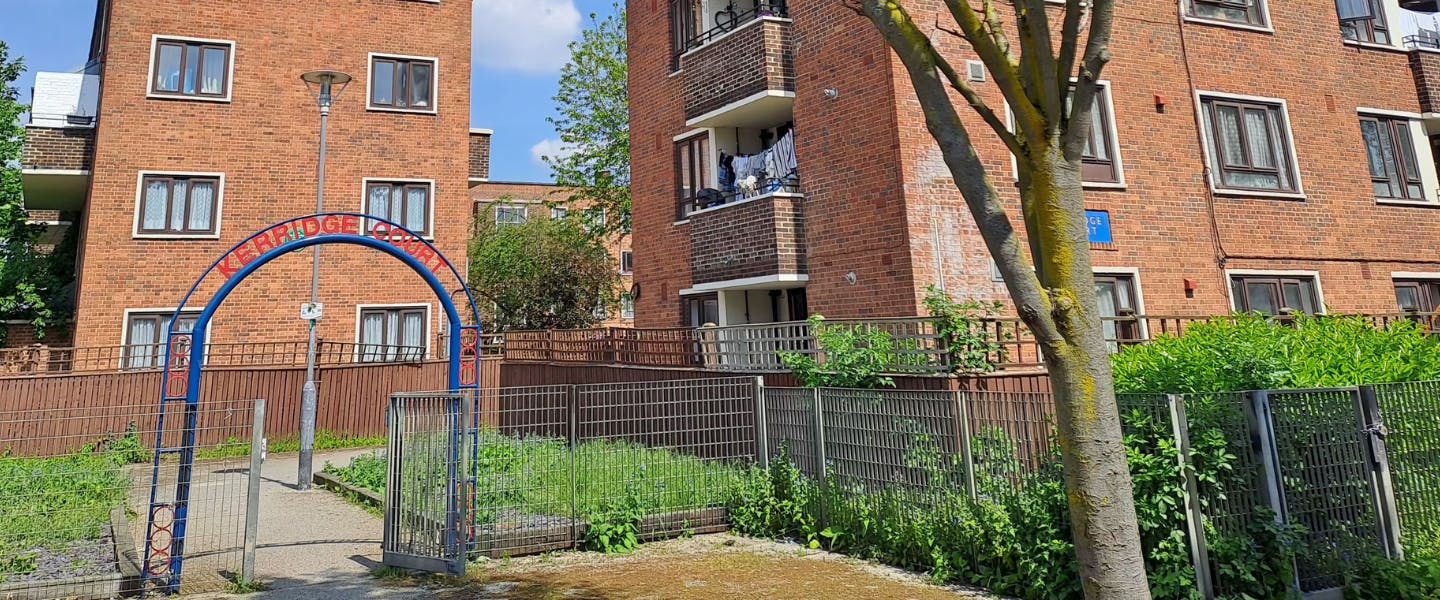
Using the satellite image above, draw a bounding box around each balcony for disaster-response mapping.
[689,190,806,286]
[679,3,795,126]
[21,72,98,211]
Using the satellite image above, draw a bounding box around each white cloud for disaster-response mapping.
[473,0,582,74]
[530,138,577,167]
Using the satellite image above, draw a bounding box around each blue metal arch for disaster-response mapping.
[145,213,483,592]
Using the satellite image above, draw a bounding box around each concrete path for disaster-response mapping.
[134,447,438,599]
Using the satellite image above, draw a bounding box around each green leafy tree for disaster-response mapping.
[778,315,899,389]
[544,3,629,237]
[853,1,1148,596]
[0,41,71,343]
[468,203,620,331]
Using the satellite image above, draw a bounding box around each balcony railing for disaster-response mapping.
[678,1,789,58]
[0,340,430,377]
[1405,33,1440,50]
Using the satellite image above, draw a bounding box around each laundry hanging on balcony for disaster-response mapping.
[717,129,798,202]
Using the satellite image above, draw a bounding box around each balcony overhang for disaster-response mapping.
[22,169,90,211]
[680,274,809,295]
[1402,0,1438,12]
[685,90,795,129]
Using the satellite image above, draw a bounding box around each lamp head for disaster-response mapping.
[301,70,353,110]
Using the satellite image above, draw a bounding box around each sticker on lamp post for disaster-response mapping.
[300,302,324,321]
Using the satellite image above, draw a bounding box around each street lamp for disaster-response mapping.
[297,70,352,490]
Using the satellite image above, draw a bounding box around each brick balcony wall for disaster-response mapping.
[681,18,794,120]
[21,126,95,171]
[690,193,805,284]
[469,131,491,180]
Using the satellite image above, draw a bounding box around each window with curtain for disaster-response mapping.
[124,312,199,369]
[620,293,635,319]
[364,182,431,235]
[675,134,710,219]
[1200,96,1298,193]
[1230,275,1320,315]
[370,56,435,111]
[151,39,231,98]
[1076,84,1121,184]
[1337,0,1388,44]
[1095,274,1141,352]
[138,175,219,235]
[1395,279,1440,313]
[358,307,426,363]
[1187,0,1268,27]
[1359,115,1425,201]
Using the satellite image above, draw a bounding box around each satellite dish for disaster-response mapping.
[629,282,641,301]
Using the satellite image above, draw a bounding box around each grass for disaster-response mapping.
[323,430,746,526]
[0,438,135,582]
[196,429,386,460]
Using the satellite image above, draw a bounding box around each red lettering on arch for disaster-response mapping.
[217,255,240,279]
[320,215,340,234]
[340,215,359,235]
[301,217,321,237]
[371,222,390,240]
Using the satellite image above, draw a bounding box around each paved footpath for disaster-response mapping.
[150,448,437,599]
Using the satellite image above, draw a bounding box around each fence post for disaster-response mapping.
[1168,394,1214,600]
[754,376,769,463]
[1359,385,1405,559]
[813,386,828,528]
[954,389,976,499]
[241,398,266,585]
[1246,389,1301,594]
[567,384,579,549]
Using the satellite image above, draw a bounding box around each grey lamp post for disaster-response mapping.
[298,70,352,490]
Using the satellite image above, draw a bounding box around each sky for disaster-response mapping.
[0,0,619,183]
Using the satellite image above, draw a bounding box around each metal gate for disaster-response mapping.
[381,392,468,575]
[1254,388,1395,597]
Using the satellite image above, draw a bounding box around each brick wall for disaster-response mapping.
[689,193,805,283]
[21,126,96,171]
[1410,49,1440,114]
[1,322,73,348]
[70,0,472,351]
[681,18,795,119]
[469,130,491,181]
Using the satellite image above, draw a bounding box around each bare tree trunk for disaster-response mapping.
[1023,149,1151,598]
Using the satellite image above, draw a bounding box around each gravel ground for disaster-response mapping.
[7,530,118,583]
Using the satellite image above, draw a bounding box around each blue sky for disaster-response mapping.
[0,0,619,183]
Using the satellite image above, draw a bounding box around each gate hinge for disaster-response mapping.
[1364,422,1390,439]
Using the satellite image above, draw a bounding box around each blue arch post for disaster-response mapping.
[142,213,484,593]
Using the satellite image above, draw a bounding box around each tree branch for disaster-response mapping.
[1013,0,1062,129]
[931,23,1024,157]
[857,0,1063,345]
[1054,0,1087,110]
[939,0,1045,145]
[1061,0,1114,159]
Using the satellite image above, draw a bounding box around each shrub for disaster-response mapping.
[922,285,1004,373]
[778,315,898,389]
[1112,313,1440,394]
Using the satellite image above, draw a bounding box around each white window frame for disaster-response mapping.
[131,170,226,239]
[1357,107,1439,206]
[496,204,528,226]
[359,177,436,239]
[354,303,433,361]
[1182,0,1275,33]
[120,307,205,369]
[1194,91,1306,200]
[620,293,635,320]
[1338,0,1406,51]
[1005,80,1126,189]
[619,250,634,274]
[551,206,568,219]
[1224,269,1327,314]
[366,52,440,115]
[1093,266,1149,343]
[146,34,236,103]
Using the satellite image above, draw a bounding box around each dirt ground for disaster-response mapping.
[443,534,1001,600]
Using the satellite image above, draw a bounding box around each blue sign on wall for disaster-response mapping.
[1086,210,1113,244]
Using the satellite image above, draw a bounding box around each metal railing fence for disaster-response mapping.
[0,340,428,376]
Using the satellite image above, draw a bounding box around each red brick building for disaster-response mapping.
[629,0,1440,333]
[20,0,474,364]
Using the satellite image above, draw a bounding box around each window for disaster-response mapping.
[676,134,710,219]
[1395,279,1440,313]
[358,306,426,362]
[1359,115,1425,201]
[619,250,634,274]
[1230,274,1320,315]
[1338,0,1389,44]
[620,293,636,319]
[150,37,231,99]
[1186,0,1268,27]
[365,181,431,236]
[584,207,607,233]
[123,311,198,369]
[496,205,528,226]
[593,301,608,320]
[137,174,220,236]
[670,0,698,68]
[369,55,435,112]
[1078,84,1121,184]
[686,295,719,326]
[551,206,568,219]
[1094,274,1141,351]
[1200,96,1298,193]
